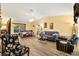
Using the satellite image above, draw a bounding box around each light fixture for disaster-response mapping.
[29,18,34,22]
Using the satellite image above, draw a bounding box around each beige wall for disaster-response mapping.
[10,15,74,36]
[26,23,32,30]
[30,15,73,36]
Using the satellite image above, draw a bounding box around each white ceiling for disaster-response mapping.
[1,3,74,22]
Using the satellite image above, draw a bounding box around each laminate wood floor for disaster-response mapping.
[0,37,78,56]
[19,37,71,56]
[0,37,79,56]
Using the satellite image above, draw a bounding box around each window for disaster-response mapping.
[13,23,26,33]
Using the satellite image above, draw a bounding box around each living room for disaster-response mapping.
[0,3,79,56]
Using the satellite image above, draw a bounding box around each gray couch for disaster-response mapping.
[39,31,59,41]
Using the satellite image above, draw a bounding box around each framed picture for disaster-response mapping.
[50,23,53,29]
[44,22,47,28]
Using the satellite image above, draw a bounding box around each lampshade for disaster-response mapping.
[1,25,7,30]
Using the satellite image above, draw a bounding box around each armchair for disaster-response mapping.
[56,34,79,54]
[1,34,30,56]
[56,40,74,54]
